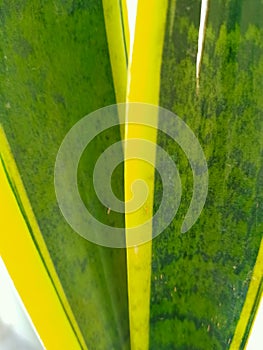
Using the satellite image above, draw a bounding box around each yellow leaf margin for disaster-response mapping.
[125,1,168,349]
[0,126,87,350]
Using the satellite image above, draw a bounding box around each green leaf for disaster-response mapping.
[0,1,129,349]
[150,1,263,349]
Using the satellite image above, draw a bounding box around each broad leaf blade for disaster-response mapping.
[150,1,263,349]
[0,1,129,349]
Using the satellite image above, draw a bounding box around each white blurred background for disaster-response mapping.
[0,257,44,349]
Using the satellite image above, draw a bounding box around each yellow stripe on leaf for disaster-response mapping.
[230,238,263,349]
[0,126,87,350]
[103,0,129,105]
[125,1,168,349]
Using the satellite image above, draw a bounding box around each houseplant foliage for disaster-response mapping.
[0,1,262,349]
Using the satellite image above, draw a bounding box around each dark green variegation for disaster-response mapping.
[0,1,129,349]
[151,1,263,349]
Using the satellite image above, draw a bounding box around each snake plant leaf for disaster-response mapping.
[149,0,263,349]
[124,1,168,349]
[0,1,129,349]
[1,1,262,349]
